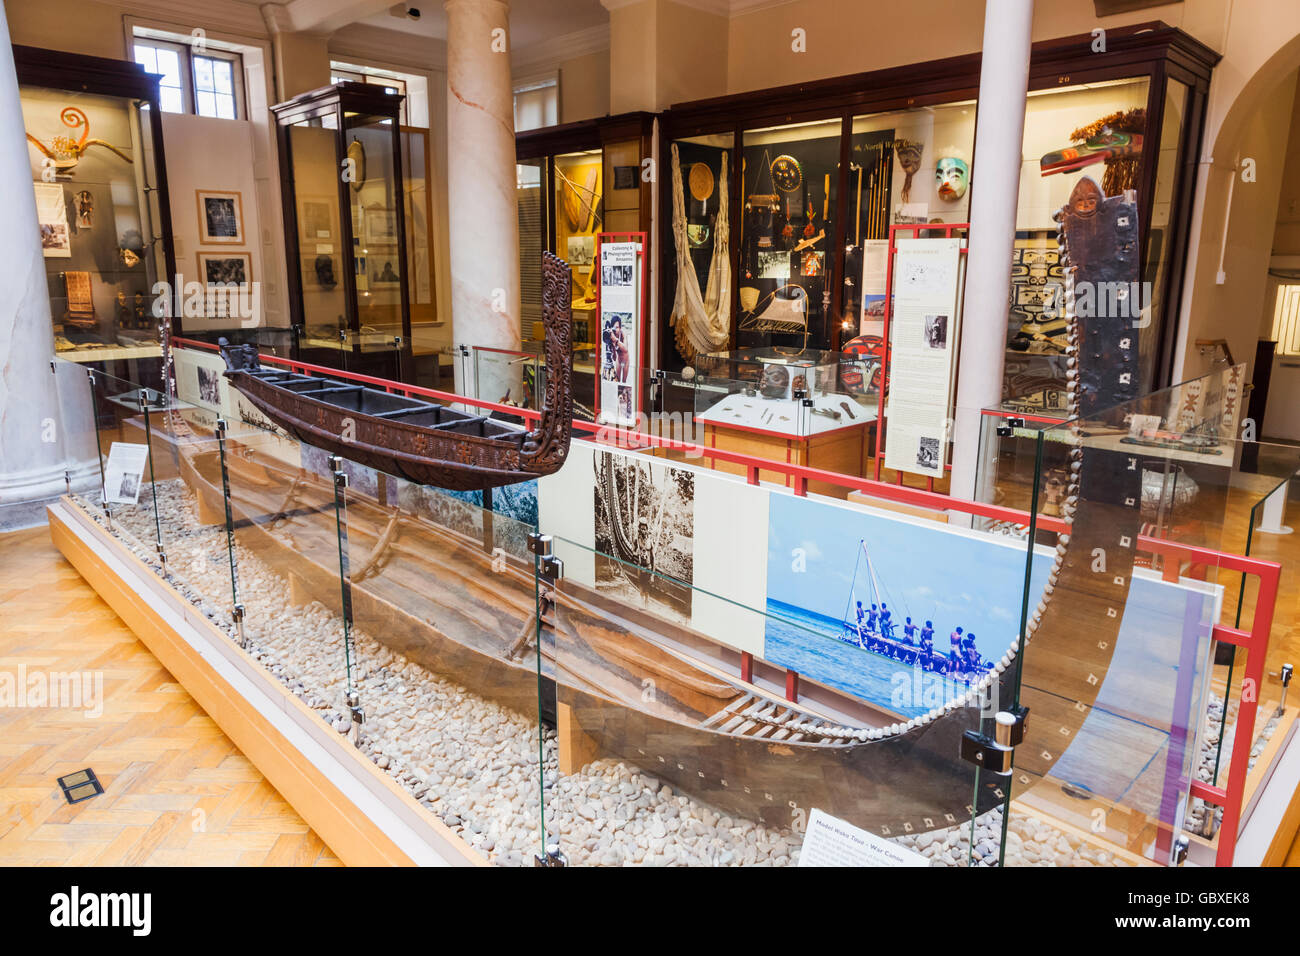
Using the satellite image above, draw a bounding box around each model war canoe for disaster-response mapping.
[218,251,574,491]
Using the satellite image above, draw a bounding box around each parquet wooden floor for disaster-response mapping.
[0,525,341,866]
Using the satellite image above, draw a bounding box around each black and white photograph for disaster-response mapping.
[600,262,634,287]
[197,190,243,244]
[117,473,139,501]
[196,366,221,407]
[567,234,595,266]
[916,435,940,470]
[198,252,251,286]
[924,313,948,349]
[756,249,791,281]
[593,452,695,625]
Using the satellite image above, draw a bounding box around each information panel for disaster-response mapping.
[597,241,641,426]
[883,237,963,478]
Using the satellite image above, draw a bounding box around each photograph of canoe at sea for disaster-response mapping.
[763,493,1050,715]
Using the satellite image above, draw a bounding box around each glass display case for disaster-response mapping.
[516,113,654,355]
[15,45,177,378]
[658,23,1217,414]
[737,118,841,352]
[272,82,412,381]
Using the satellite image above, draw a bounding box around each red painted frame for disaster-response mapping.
[172,337,1280,866]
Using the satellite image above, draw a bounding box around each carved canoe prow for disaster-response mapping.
[217,252,574,491]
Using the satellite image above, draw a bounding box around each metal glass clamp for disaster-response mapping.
[534,843,568,868]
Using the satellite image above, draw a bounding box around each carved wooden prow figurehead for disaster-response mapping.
[218,337,262,374]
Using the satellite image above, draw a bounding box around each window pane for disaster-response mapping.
[155,48,182,90]
[196,90,217,117]
[213,60,234,95]
[159,86,183,114]
[194,56,214,92]
[133,44,157,74]
[216,94,235,120]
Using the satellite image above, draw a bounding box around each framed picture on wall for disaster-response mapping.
[197,251,252,286]
[196,189,244,244]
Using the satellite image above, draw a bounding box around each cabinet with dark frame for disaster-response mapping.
[14,44,179,403]
[271,81,413,383]
[655,22,1217,403]
[516,111,654,414]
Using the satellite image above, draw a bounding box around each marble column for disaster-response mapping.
[949,0,1033,510]
[0,6,96,531]
[444,0,522,405]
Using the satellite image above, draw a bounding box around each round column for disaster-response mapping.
[0,8,95,531]
[949,0,1034,509]
[444,0,522,405]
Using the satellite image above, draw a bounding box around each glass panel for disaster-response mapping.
[401,129,439,370]
[154,48,183,95]
[288,122,350,363]
[739,119,840,352]
[345,110,406,373]
[337,455,542,863]
[1004,77,1152,412]
[1142,80,1190,378]
[1003,367,1285,866]
[664,131,731,369]
[848,99,977,340]
[19,85,163,365]
[213,59,234,95]
[193,56,214,92]
[133,45,157,75]
[517,158,548,347]
[555,149,603,317]
[533,432,1032,865]
[602,137,643,235]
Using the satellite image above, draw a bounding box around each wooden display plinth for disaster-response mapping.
[702,420,871,498]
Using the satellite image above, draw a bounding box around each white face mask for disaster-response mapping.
[935,157,969,200]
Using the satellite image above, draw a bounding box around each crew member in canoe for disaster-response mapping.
[879,603,895,640]
[902,616,918,645]
[948,626,965,675]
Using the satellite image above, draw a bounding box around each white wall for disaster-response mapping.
[161,111,265,329]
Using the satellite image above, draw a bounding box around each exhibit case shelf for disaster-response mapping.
[49,340,1293,866]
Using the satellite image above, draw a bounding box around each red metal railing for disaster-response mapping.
[172,337,1280,866]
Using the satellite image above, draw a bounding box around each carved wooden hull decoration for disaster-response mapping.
[178,180,1156,837]
[218,252,574,492]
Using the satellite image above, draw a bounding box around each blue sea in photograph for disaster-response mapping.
[765,599,973,718]
[764,493,1050,713]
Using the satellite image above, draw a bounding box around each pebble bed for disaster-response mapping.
[78,480,1265,867]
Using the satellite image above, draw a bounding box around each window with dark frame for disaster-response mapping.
[133,38,245,121]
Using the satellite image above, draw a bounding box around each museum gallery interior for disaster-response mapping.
[3,0,1300,876]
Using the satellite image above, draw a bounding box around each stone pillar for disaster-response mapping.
[444,0,521,404]
[949,0,1033,509]
[0,6,95,531]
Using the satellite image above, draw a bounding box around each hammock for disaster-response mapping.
[670,144,731,362]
